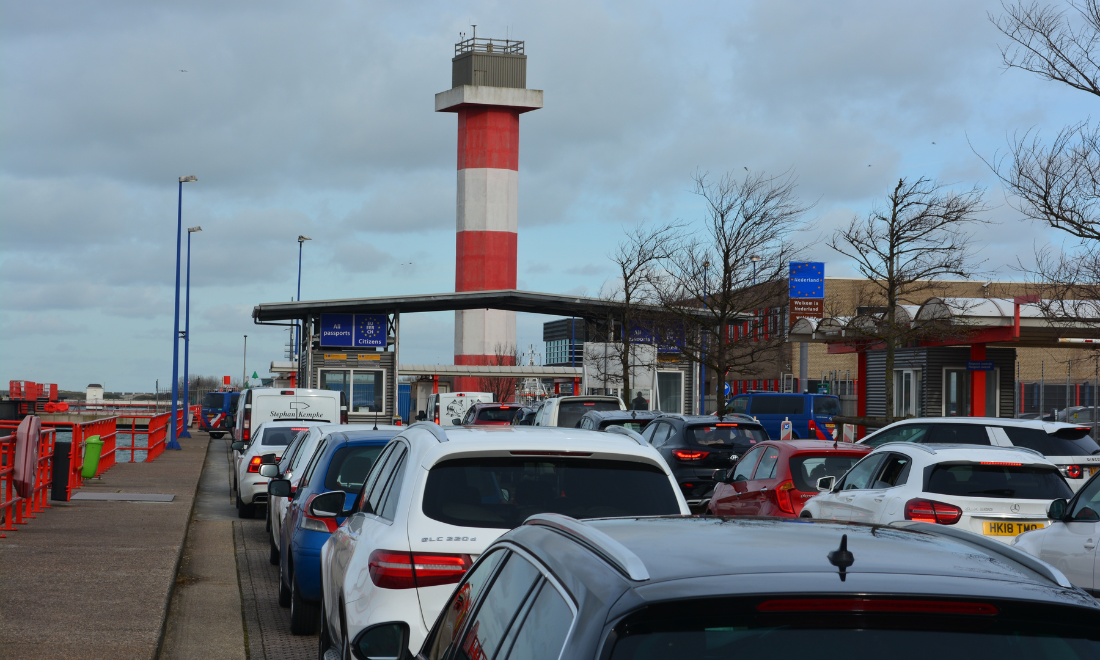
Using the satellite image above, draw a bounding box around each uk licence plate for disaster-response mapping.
[983,521,1045,536]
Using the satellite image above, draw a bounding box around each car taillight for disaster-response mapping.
[247,456,262,473]
[242,428,249,441]
[672,450,709,461]
[980,461,1021,466]
[904,498,962,525]
[299,494,340,533]
[757,598,997,615]
[775,480,796,515]
[1065,464,1083,479]
[341,407,348,424]
[368,550,472,589]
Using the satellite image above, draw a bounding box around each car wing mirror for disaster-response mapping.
[451,419,462,425]
[258,464,279,478]
[1047,498,1069,521]
[260,452,277,465]
[817,476,836,492]
[231,441,247,452]
[352,621,411,660]
[711,469,730,484]
[268,479,292,498]
[308,490,346,518]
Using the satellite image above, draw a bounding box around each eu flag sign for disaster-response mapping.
[789,262,824,299]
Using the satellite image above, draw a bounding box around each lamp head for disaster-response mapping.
[179,175,198,183]
[298,235,312,243]
[751,255,762,262]
[188,226,202,233]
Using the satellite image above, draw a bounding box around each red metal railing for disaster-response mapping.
[0,424,55,536]
[62,401,165,414]
[116,411,178,463]
[0,431,21,537]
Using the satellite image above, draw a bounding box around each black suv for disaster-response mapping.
[641,414,768,506]
[576,409,663,433]
[349,515,1100,659]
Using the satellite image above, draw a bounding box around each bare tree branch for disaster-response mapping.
[474,343,520,403]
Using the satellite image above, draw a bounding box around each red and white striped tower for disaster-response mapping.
[437,35,542,392]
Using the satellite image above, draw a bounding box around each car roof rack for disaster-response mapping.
[406,421,449,443]
[891,521,1073,588]
[524,513,650,581]
[603,425,648,446]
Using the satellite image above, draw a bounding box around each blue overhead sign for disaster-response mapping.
[320,313,387,348]
[789,262,824,299]
[967,361,995,372]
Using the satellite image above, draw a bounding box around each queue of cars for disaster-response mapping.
[223,391,1100,658]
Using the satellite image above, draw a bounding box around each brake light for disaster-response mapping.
[904,498,962,525]
[290,427,308,431]
[715,423,738,427]
[672,450,709,461]
[775,480,796,514]
[341,407,348,424]
[757,598,997,615]
[247,456,262,473]
[509,450,592,457]
[281,390,294,395]
[980,461,1022,466]
[242,428,249,441]
[583,403,595,406]
[368,550,472,589]
[1066,464,1083,479]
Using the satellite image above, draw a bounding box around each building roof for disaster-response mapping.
[399,364,581,378]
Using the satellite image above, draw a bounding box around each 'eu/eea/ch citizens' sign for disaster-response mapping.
[320,313,387,348]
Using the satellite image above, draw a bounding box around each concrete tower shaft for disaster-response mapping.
[437,36,542,393]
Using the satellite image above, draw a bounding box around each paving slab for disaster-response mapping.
[0,431,208,660]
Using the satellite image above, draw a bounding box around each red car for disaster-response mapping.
[459,402,524,426]
[707,440,871,517]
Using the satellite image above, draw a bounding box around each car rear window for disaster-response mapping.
[261,426,311,446]
[422,457,680,529]
[202,393,223,408]
[477,407,519,422]
[925,463,1073,500]
[790,454,865,492]
[750,396,805,415]
[1000,426,1100,457]
[324,445,386,492]
[600,420,651,433]
[688,424,767,448]
[813,396,842,416]
[557,400,621,428]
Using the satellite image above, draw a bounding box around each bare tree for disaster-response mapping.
[475,343,520,404]
[658,170,809,414]
[828,178,988,422]
[592,222,683,403]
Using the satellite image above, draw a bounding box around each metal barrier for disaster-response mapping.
[116,411,177,463]
[0,431,21,537]
[32,417,119,497]
[0,424,55,536]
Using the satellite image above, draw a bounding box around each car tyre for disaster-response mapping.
[236,489,255,519]
[269,530,280,565]
[318,592,333,660]
[279,562,292,608]
[290,568,320,635]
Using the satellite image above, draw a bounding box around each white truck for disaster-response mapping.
[426,391,493,426]
[231,387,346,442]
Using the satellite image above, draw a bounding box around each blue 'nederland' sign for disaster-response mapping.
[789,262,824,299]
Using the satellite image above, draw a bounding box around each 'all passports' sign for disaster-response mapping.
[320,314,387,347]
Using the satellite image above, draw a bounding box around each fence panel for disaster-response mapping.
[0,432,21,536]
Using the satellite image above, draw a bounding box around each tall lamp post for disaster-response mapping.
[701,260,709,415]
[750,255,761,285]
[169,175,197,451]
[296,236,311,379]
[179,226,202,438]
[243,335,248,388]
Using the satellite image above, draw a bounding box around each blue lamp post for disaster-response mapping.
[169,175,197,450]
[179,225,202,438]
[295,235,311,372]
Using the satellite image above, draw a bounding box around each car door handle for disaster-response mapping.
[1086,540,1096,550]
[760,487,768,491]
[874,498,884,503]
[843,496,854,502]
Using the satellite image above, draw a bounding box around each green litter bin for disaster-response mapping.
[81,435,104,479]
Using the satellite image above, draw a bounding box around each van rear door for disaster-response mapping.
[747,395,807,439]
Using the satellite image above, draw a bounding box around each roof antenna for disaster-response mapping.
[828,534,855,582]
[373,409,379,431]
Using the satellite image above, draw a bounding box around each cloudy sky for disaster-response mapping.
[1,0,1091,391]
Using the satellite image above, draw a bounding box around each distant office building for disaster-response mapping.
[543,318,585,366]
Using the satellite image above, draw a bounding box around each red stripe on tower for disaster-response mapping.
[437,35,543,394]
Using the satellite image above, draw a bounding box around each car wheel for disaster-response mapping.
[318,591,333,660]
[279,562,292,608]
[236,490,254,519]
[290,568,320,635]
[269,530,280,565]
[265,508,271,532]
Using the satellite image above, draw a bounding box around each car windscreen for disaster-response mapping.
[813,396,842,416]
[600,420,651,433]
[1000,426,1100,456]
[422,457,680,529]
[477,407,519,422]
[925,462,1073,499]
[750,396,805,415]
[607,601,1100,659]
[790,454,865,492]
[202,393,223,408]
[261,426,311,446]
[324,445,386,492]
[688,424,767,448]
[557,400,621,428]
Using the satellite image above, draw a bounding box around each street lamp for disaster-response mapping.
[751,255,761,285]
[701,260,710,415]
[169,175,197,451]
[179,226,202,438]
[296,236,311,364]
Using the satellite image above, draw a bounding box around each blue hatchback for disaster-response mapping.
[276,428,395,635]
[726,393,842,440]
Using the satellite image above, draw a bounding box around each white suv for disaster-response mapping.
[315,422,689,655]
[859,417,1100,492]
[232,421,325,519]
[802,443,1074,543]
[532,395,625,427]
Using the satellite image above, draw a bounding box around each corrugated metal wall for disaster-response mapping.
[452,53,527,88]
[866,346,1016,418]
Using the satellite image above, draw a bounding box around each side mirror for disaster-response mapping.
[268,479,292,498]
[352,621,411,660]
[260,452,277,465]
[451,419,462,425]
[258,464,279,478]
[1047,498,1069,521]
[309,490,347,518]
[231,441,247,452]
[817,476,836,492]
[711,469,730,484]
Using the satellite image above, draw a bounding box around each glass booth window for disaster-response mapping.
[657,371,683,414]
[320,369,384,413]
[943,368,997,417]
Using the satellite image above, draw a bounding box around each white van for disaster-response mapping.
[232,388,346,442]
[533,395,626,427]
[425,391,492,426]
